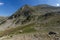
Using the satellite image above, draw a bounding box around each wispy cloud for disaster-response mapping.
[0,2,4,6]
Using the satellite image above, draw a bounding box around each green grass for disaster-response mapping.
[0,23,36,37]
[14,26,36,35]
[22,26,36,33]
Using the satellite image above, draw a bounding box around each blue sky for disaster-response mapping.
[0,0,60,16]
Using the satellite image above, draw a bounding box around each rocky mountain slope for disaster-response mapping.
[0,4,60,40]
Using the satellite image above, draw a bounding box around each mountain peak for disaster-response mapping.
[24,4,30,7]
[22,4,30,8]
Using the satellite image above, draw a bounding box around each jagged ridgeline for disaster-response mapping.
[0,4,60,39]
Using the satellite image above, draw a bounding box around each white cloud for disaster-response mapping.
[0,2,4,6]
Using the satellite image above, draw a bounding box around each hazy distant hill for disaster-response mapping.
[0,4,60,40]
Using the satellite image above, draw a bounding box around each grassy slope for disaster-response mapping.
[0,13,60,37]
[0,10,60,38]
[0,22,37,37]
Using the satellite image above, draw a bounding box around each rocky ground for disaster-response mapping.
[0,32,60,40]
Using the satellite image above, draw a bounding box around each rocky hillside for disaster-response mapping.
[0,4,60,40]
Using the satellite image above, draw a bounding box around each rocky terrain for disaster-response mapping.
[0,4,60,40]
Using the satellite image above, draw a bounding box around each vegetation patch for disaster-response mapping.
[0,23,36,37]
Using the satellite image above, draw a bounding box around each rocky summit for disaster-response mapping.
[0,4,60,40]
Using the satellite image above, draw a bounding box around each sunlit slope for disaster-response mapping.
[0,5,60,40]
